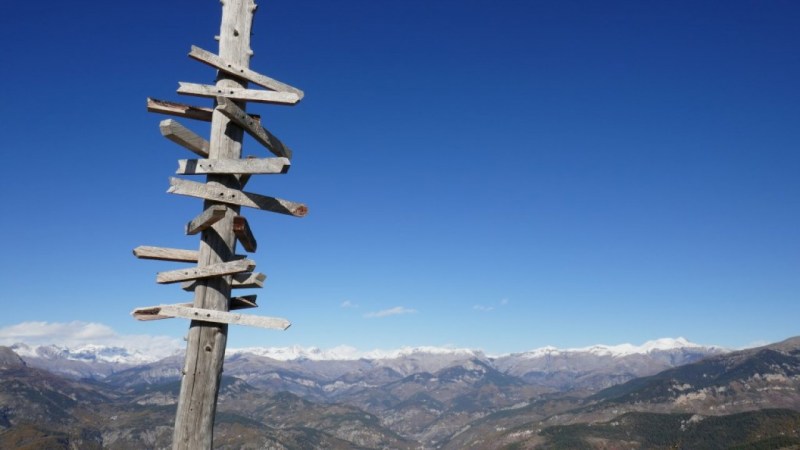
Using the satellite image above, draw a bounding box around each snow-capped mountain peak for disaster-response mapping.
[515,337,713,359]
[227,345,483,361]
[10,342,172,365]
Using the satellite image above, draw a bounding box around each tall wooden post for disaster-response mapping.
[130,1,306,448]
[171,1,253,447]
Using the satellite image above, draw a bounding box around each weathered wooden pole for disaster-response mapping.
[132,0,305,447]
[172,0,255,448]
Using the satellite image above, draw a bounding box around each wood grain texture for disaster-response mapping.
[173,1,257,447]
[216,97,292,159]
[167,177,307,217]
[188,45,304,98]
[156,259,255,284]
[160,119,210,157]
[178,82,300,105]
[177,157,289,175]
[148,97,262,124]
[182,272,265,291]
[132,304,289,330]
[233,216,257,252]
[133,246,199,262]
[147,98,214,122]
[135,296,257,320]
[185,205,227,235]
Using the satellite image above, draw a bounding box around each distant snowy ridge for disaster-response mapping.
[513,337,722,359]
[10,342,176,365]
[228,338,717,361]
[8,338,722,365]
[227,345,484,361]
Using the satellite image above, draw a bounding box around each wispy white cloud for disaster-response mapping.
[473,298,509,312]
[364,306,417,319]
[341,300,359,308]
[0,321,181,358]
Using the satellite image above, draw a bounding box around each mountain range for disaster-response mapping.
[2,337,799,448]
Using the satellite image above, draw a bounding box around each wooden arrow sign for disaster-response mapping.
[134,246,200,262]
[176,157,290,175]
[216,97,292,159]
[134,245,245,263]
[167,177,308,217]
[131,304,290,330]
[147,97,262,123]
[156,259,255,284]
[147,97,215,122]
[160,119,210,157]
[178,82,300,105]
[182,272,266,291]
[133,296,257,320]
[188,45,304,98]
[185,205,227,235]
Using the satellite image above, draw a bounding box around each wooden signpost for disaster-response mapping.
[131,1,305,448]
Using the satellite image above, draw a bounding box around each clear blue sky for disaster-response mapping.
[1,0,798,354]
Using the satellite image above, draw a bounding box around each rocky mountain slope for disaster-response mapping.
[444,336,800,448]
[4,337,799,449]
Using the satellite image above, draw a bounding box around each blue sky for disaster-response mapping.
[1,0,798,355]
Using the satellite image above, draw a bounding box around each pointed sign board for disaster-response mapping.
[131,304,290,330]
[176,157,289,175]
[188,45,304,97]
[178,82,300,105]
[156,259,255,284]
[167,177,308,217]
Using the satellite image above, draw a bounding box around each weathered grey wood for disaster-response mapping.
[186,295,257,310]
[173,1,258,447]
[216,97,292,159]
[156,259,255,284]
[167,177,308,217]
[235,155,257,188]
[233,216,257,252]
[185,205,227,235]
[134,245,245,262]
[182,272,266,291]
[133,246,199,262]
[132,304,289,330]
[160,119,210,157]
[177,157,290,175]
[178,82,300,105]
[148,97,262,124]
[147,98,215,122]
[229,294,258,309]
[134,296,257,321]
[188,45,304,98]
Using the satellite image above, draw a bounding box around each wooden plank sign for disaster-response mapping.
[233,216,257,252]
[133,246,199,263]
[176,157,290,175]
[134,296,257,321]
[131,304,290,330]
[182,272,266,291]
[188,46,304,98]
[147,97,262,124]
[185,205,227,235]
[147,97,215,122]
[160,119,210,157]
[178,82,300,105]
[167,177,308,217]
[156,259,255,284]
[216,97,292,159]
